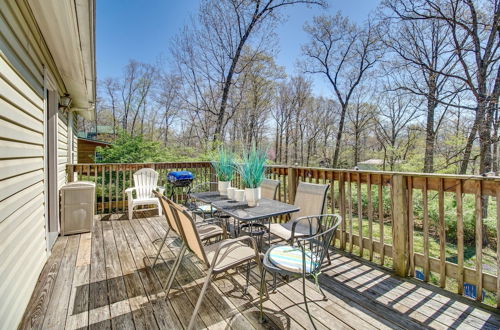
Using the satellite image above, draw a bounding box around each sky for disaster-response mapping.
[97,0,380,97]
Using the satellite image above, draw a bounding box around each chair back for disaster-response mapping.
[133,168,159,199]
[296,214,342,275]
[292,182,329,221]
[261,179,280,200]
[154,191,181,236]
[168,200,210,266]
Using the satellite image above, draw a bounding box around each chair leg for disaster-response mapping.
[164,244,187,294]
[326,249,332,265]
[158,201,162,216]
[317,282,327,301]
[302,274,317,330]
[259,268,267,323]
[188,268,215,330]
[244,262,251,294]
[128,204,133,220]
[151,228,170,269]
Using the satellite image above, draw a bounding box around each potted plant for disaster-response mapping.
[211,147,235,196]
[238,145,267,206]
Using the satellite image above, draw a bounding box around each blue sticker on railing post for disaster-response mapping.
[415,270,424,281]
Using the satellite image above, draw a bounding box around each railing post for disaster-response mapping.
[67,164,74,183]
[391,174,409,277]
[288,166,297,204]
[210,163,215,183]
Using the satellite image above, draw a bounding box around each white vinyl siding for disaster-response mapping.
[0,1,74,328]
[58,110,69,187]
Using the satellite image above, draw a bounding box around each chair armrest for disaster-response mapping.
[157,187,165,195]
[196,217,223,227]
[125,187,136,200]
[290,214,341,243]
[289,214,323,244]
[211,236,258,265]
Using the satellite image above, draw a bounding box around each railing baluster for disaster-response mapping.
[109,165,113,213]
[357,172,363,257]
[368,174,373,261]
[331,173,336,214]
[378,174,384,266]
[101,165,105,214]
[475,181,483,301]
[408,176,414,276]
[115,166,119,214]
[456,179,464,295]
[348,172,353,253]
[339,172,346,250]
[438,178,446,288]
[423,177,430,282]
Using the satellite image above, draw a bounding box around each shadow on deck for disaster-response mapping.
[20,211,500,329]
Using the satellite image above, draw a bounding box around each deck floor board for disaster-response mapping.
[20,213,500,329]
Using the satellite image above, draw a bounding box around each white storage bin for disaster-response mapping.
[60,181,95,235]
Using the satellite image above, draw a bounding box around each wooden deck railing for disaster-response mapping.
[67,162,500,307]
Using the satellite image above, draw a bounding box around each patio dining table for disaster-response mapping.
[190,191,300,248]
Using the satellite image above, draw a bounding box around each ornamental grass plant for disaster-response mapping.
[211,147,235,181]
[238,145,267,188]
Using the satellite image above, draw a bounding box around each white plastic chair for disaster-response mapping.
[125,168,164,219]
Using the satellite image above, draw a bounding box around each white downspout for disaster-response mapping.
[67,111,74,165]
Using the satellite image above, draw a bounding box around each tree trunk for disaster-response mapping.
[459,115,479,174]
[354,131,359,167]
[423,79,438,173]
[332,104,348,168]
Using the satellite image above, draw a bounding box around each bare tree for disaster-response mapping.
[302,13,383,167]
[272,82,294,163]
[375,91,420,170]
[346,88,376,166]
[231,50,285,147]
[382,11,461,172]
[156,72,181,145]
[101,78,119,137]
[385,0,500,174]
[173,0,326,144]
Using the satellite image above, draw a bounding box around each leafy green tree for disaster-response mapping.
[96,131,167,163]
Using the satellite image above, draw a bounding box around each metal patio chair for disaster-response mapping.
[260,214,342,330]
[261,178,280,200]
[165,201,267,330]
[151,191,224,270]
[268,182,329,244]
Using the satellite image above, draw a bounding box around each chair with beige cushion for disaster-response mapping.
[268,182,329,243]
[165,201,267,330]
[151,191,223,270]
[261,178,280,200]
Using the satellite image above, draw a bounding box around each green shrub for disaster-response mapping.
[96,131,168,163]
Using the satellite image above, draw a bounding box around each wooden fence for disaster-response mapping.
[67,162,500,307]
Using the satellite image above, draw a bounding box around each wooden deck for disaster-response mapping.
[20,212,500,329]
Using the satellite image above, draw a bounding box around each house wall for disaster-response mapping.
[0,2,77,328]
[77,138,109,163]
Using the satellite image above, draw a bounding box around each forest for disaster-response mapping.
[78,0,500,175]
